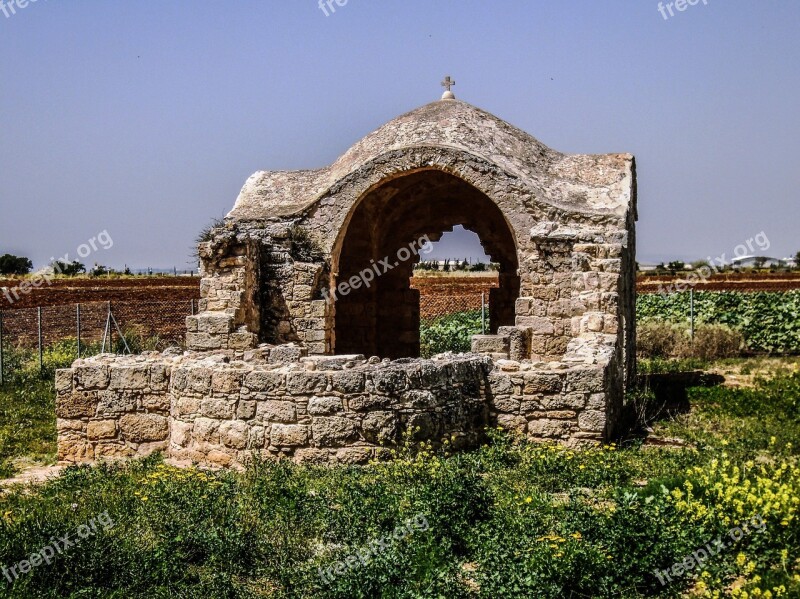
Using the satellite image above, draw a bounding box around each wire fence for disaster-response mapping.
[0,291,493,380]
[0,300,197,382]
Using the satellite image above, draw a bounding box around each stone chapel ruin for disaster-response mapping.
[56,88,638,467]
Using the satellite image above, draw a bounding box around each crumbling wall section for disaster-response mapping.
[56,344,621,467]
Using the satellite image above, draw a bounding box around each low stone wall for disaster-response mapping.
[56,340,616,468]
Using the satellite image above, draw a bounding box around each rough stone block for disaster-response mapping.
[400,389,438,409]
[211,369,243,394]
[270,424,309,447]
[523,373,563,394]
[565,369,605,393]
[56,391,97,419]
[193,417,219,443]
[371,369,408,395]
[108,366,150,391]
[56,418,85,432]
[527,419,574,438]
[362,411,398,444]
[228,332,257,351]
[578,410,606,433]
[586,393,606,410]
[201,398,235,419]
[286,372,328,395]
[312,417,358,446]
[206,449,235,467]
[87,420,117,440]
[174,396,201,416]
[94,442,136,460]
[196,312,234,335]
[515,316,555,335]
[186,332,223,350]
[308,396,344,416]
[347,394,390,411]
[247,426,267,449]
[331,371,365,394]
[142,393,170,412]
[538,393,586,411]
[257,400,297,423]
[219,421,248,449]
[149,364,169,391]
[119,413,169,442]
[55,369,73,394]
[237,399,257,420]
[57,433,93,462]
[245,370,285,393]
[407,412,438,440]
[487,372,514,396]
[496,414,527,431]
[171,420,193,446]
[188,368,213,394]
[74,366,110,390]
[269,344,307,364]
[492,396,522,413]
[294,447,329,464]
[471,335,510,354]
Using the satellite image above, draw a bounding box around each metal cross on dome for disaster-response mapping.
[441,75,455,92]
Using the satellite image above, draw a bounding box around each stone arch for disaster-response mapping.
[330,168,520,359]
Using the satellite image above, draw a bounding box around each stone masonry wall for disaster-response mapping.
[56,342,616,467]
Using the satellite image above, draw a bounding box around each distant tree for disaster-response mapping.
[52,260,86,276]
[90,263,109,277]
[690,260,711,271]
[795,251,800,270]
[753,257,768,269]
[0,254,33,275]
[667,261,686,274]
[470,262,487,272]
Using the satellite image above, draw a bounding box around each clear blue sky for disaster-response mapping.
[1,1,798,270]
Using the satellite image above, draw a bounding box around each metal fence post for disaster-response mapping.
[481,292,486,335]
[76,303,82,358]
[0,310,4,386]
[38,306,43,374]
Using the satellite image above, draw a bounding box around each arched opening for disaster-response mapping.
[332,170,519,359]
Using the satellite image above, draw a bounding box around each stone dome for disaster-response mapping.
[227,100,635,222]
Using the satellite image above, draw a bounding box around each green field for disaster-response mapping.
[638,291,800,354]
[0,352,798,597]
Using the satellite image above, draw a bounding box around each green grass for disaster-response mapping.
[0,341,80,478]
[420,310,484,357]
[0,362,798,597]
[0,379,56,479]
